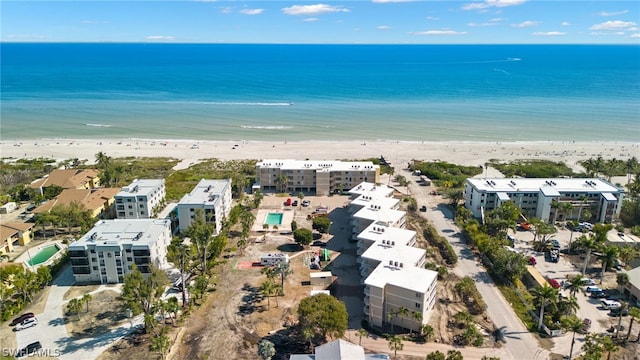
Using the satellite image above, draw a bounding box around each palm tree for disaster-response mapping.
[551,199,560,224]
[576,196,589,223]
[387,334,403,360]
[578,235,597,276]
[600,334,618,360]
[410,310,422,335]
[260,280,277,310]
[626,306,640,341]
[625,156,638,184]
[598,245,619,284]
[387,310,395,333]
[297,192,304,208]
[276,175,288,194]
[614,303,628,338]
[150,334,171,359]
[566,274,584,297]
[559,202,574,223]
[561,315,585,360]
[397,306,409,332]
[356,328,368,346]
[532,284,559,330]
[274,262,293,295]
[82,293,92,312]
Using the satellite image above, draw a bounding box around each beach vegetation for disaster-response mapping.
[0,264,53,321]
[0,157,57,202]
[297,293,348,342]
[490,159,575,178]
[409,160,482,188]
[119,264,169,333]
[422,224,457,265]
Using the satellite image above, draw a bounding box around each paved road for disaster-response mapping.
[407,175,550,360]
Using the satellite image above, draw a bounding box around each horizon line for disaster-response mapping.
[2,41,639,46]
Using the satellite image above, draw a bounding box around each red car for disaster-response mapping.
[284,198,292,206]
[528,256,537,266]
[548,278,561,289]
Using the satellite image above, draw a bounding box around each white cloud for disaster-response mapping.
[145,35,176,41]
[511,20,539,28]
[240,8,264,15]
[462,0,527,11]
[282,4,349,16]
[532,31,566,36]
[410,29,467,35]
[590,20,637,31]
[219,6,233,14]
[304,18,319,22]
[6,34,46,40]
[426,16,439,20]
[468,18,502,27]
[377,25,392,30]
[631,33,640,38]
[81,20,109,25]
[599,10,628,17]
[561,22,570,26]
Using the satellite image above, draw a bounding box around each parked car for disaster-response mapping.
[607,324,625,332]
[292,200,298,207]
[590,290,607,298]
[301,200,311,207]
[528,256,537,266]
[548,278,561,289]
[284,198,292,206]
[419,205,427,212]
[580,319,592,334]
[550,239,561,249]
[600,299,622,310]
[586,286,602,293]
[609,307,629,317]
[13,317,37,331]
[518,222,532,231]
[580,278,596,286]
[549,249,559,262]
[17,341,42,358]
[9,312,35,326]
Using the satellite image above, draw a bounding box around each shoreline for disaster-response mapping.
[2,139,638,174]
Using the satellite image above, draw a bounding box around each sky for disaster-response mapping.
[2,0,639,44]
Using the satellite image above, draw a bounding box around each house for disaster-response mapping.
[464,178,624,223]
[29,169,101,195]
[68,219,172,284]
[1,222,35,255]
[176,179,232,234]
[255,160,380,196]
[289,339,389,360]
[115,179,166,219]
[620,266,640,306]
[33,188,120,218]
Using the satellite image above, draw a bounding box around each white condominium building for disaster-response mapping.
[359,240,427,279]
[115,179,166,219]
[464,178,624,223]
[176,179,233,234]
[356,222,417,257]
[255,160,380,196]
[68,219,172,284]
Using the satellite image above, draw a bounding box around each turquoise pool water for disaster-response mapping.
[264,213,283,226]
[27,244,60,266]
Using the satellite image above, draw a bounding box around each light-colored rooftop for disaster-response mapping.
[360,241,425,266]
[357,222,416,245]
[257,159,379,172]
[466,178,620,194]
[350,195,399,210]
[33,188,120,214]
[348,182,394,198]
[116,179,164,197]
[606,230,640,245]
[352,205,405,225]
[365,262,437,294]
[178,179,231,206]
[69,219,171,249]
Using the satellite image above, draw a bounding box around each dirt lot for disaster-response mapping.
[64,290,126,338]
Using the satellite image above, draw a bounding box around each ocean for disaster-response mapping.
[1,43,639,142]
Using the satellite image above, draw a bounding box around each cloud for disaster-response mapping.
[511,20,539,28]
[532,31,566,36]
[631,33,640,38]
[81,20,109,25]
[377,25,392,30]
[219,6,233,14]
[462,0,527,11]
[468,18,502,27]
[599,10,628,17]
[425,16,439,20]
[282,4,349,16]
[561,22,570,26]
[410,29,467,35]
[239,8,264,15]
[6,34,46,40]
[590,20,637,31]
[304,18,319,22]
[145,35,176,41]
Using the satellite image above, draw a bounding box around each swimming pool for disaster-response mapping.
[27,244,61,266]
[264,212,284,226]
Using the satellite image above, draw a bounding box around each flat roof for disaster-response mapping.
[69,219,171,249]
[348,182,394,198]
[357,223,416,245]
[257,159,378,172]
[116,179,164,197]
[352,205,405,225]
[360,241,425,266]
[178,179,230,206]
[467,178,620,194]
[350,196,399,210]
[365,262,437,294]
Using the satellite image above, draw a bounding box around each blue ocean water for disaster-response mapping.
[1,43,639,141]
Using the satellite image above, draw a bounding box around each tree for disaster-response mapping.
[82,293,92,313]
[186,209,215,274]
[616,272,629,289]
[627,306,640,341]
[566,274,584,297]
[446,350,464,360]
[297,293,348,341]
[276,175,288,193]
[411,310,422,335]
[600,334,618,360]
[293,228,313,247]
[625,156,638,184]
[532,284,559,330]
[356,328,368,346]
[420,324,434,340]
[561,315,584,360]
[312,217,331,234]
[577,235,598,276]
[67,298,83,319]
[167,237,192,307]
[149,334,171,360]
[253,189,264,209]
[598,245,619,284]
[397,306,409,332]
[120,265,168,333]
[260,280,278,310]
[274,262,293,295]
[297,192,305,208]
[166,297,179,323]
[387,334,403,360]
[426,350,445,360]
[257,339,276,360]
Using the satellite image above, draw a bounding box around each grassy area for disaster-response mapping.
[496,283,535,330]
[489,159,576,178]
[410,160,482,188]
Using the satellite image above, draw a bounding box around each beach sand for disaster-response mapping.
[1,139,638,173]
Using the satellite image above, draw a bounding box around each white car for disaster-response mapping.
[600,300,621,310]
[13,317,37,331]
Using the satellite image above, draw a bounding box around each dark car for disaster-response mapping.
[550,239,561,249]
[609,307,629,317]
[292,200,298,207]
[590,290,607,298]
[9,313,35,327]
[17,341,42,358]
[419,205,427,212]
[580,319,591,334]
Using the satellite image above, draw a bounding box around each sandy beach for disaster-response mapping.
[1,139,638,172]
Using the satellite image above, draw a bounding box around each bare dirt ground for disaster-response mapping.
[63,290,126,338]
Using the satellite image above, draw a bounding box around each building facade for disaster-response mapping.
[464,178,624,223]
[255,160,380,196]
[68,219,172,284]
[176,179,232,234]
[115,179,166,219]
[29,169,101,195]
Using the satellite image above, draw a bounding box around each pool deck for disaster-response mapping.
[253,209,294,233]
[14,240,67,271]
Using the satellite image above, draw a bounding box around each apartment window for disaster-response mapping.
[98,252,104,258]
[129,212,133,216]
[90,249,96,254]
[91,257,97,262]
[92,266,98,271]
[107,252,112,258]
[128,205,133,209]
[125,249,132,253]
[127,257,133,262]
[115,251,121,256]
[416,292,421,298]
[101,268,106,275]
[415,303,421,309]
